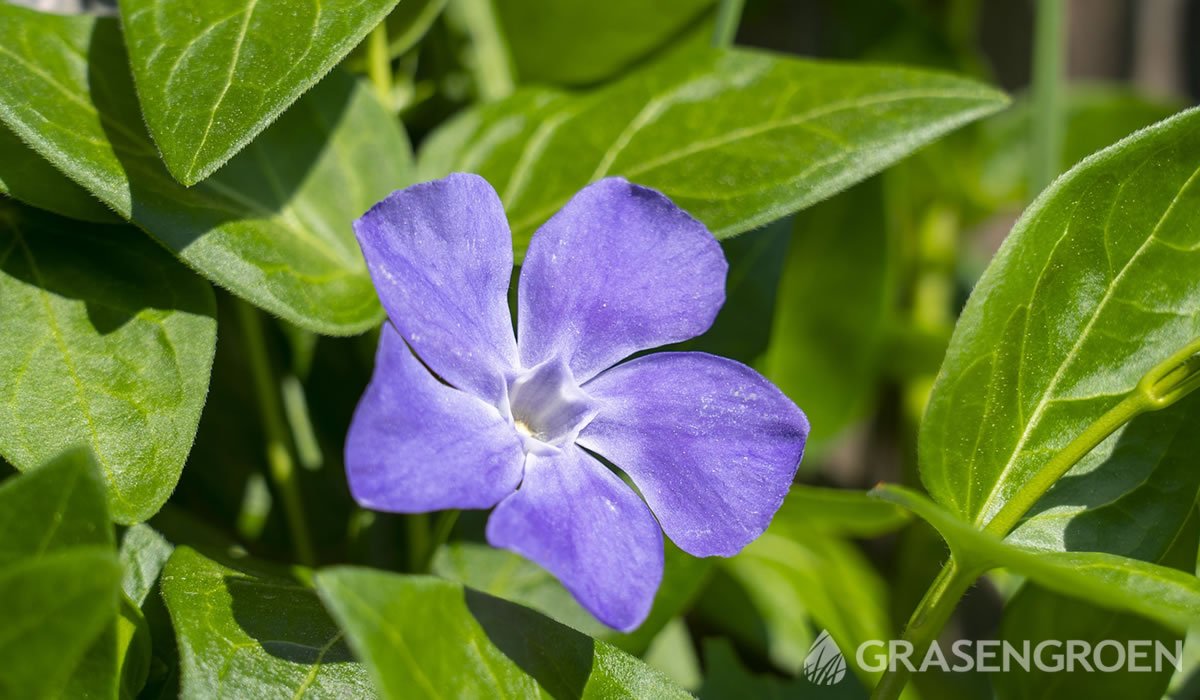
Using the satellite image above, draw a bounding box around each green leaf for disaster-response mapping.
[0,125,117,223]
[991,393,1200,699]
[315,567,691,699]
[0,548,124,699]
[0,449,125,699]
[763,178,895,448]
[160,547,375,699]
[119,0,398,185]
[0,7,410,335]
[0,447,113,561]
[697,638,867,700]
[431,539,710,654]
[0,204,216,524]
[919,106,1200,528]
[417,46,1008,258]
[995,509,1199,700]
[875,485,1200,633]
[119,524,174,606]
[493,0,716,86]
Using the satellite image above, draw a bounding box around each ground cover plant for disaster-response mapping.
[0,0,1198,698]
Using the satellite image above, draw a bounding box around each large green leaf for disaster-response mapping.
[493,0,716,86]
[0,6,410,335]
[431,539,710,654]
[996,510,1199,700]
[0,449,125,699]
[119,0,398,185]
[763,178,895,448]
[315,568,691,699]
[990,394,1200,699]
[0,203,216,524]
[119,524,174,606]
[0,548,124,699]
[0,125,117,224]
[160,547,375,699]
[919,106,1200,528]
[417,46,1007,257]
[876,485,1200,633]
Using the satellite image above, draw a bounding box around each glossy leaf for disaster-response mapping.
[920,106,1200,528]
[0,204,216,524]
[417,46,1008,257]
[876,485,1200,633]
[120,0,398,185]
[494,0,716,86]
[431,539,710,654]
[763,178,895,448]
[996,510,1199,700]
[0,7,410,335]
[160,547,375,699]
[315,567,691,699]
[0,125,117,223]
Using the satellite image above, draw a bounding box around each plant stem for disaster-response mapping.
[711,0,746,48]
[1030,0,1066,195]
[446,0,515,101]
[417,510,460,573]
[871,559,977,700]
[366,22,393,108]
[874,337,1200,699]
[235,301,316,566]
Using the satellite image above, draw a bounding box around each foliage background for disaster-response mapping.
[1,0,1199,699]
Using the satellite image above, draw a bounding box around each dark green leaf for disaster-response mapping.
[160,547,375,699]
[0,447,113,561]
[0,7,410,335]
[0,125,117,223]
[697,638,867,700]
[995,510,1199,700]
[0,204,216,524]
[876,485,1200,633]
[763,178,895,448]
[0,548,123,699]
[494,0,716,86]
[0,450,125,699]
[417,47,1008,258]
[119,0,399,185]
[920,106,1200,528]
[316,567,691,699]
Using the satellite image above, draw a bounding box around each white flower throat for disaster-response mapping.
[503,358,599,456]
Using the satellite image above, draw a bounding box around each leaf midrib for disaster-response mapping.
[971,160,1200,527]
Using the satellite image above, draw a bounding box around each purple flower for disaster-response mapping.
[346,174,809,631]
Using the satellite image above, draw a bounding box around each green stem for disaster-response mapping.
[871,559,977,700]
[875,337,1200,699]
[446,0,515,101]
[417,510,460,573]
[1030,0,1066,195]
[235,301,316,566]
[711,0,746,48]
[366,22,393,108]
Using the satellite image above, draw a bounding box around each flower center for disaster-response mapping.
[504,358,598,456]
